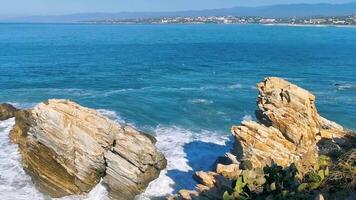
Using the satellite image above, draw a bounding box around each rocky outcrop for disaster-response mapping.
[171,77,353,200]
[0,103,18,121]
[232,77,348,171]
[104,126,167,200]
[7,99,166,199]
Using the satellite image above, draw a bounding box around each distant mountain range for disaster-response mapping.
[2,2,356,23]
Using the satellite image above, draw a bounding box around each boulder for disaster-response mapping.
[9,99,166,199]
[104,125,167,200]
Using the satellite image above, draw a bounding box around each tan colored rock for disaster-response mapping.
[10,99,166,199]
[216,163,241,180]
[232,77,349,171]
[0,103,18,121]
[315,194,325,200]
[169,77,352,200]
[192,171,232,199]
[104,125,166,200]
[178,190,199,200]
[193,172,216,188]
[231,120,318,171]
[318,116,346,139]
[256,77,320,146]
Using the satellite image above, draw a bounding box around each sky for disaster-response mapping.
[0,0,354,17]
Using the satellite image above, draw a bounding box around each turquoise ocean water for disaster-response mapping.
[0,24,355,199]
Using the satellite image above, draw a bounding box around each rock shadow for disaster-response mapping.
[167,138,233,193]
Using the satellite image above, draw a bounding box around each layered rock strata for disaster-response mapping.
[232,77,347,171]
[171,77,352,200]
[5,99,166,199]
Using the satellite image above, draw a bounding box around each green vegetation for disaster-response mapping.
[223,156,331,200]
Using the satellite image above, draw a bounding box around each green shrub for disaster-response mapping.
[223,156,331,200]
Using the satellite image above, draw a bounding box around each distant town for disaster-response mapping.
[87,15,356,26]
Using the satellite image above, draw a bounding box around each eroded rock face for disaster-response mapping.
[9,99,166,199]
[171,77,351,200]
[232,77,347,171]
[104,125,167,200]
[0,103,18,121]
[256,77,320,146]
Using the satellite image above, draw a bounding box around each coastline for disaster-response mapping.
[1,22,356,29]
[1,22,355,200]
[263,23,356,28]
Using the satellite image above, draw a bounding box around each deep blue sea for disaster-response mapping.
[0,24,355,200]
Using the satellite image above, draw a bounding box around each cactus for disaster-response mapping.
[222,155,331,200]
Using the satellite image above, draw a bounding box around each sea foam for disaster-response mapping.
[0,118,45,200]
[138,126,229,199]
[0,106,230,200]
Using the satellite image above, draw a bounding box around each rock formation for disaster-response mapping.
[231,77,348,171]
[6,99,166,199]
[171,77,353,200]
[0,103,18,121]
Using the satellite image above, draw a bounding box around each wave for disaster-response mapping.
[3,83,254,101]
[5,88,97,97]
[6,102,37,109]
[138,126,229,199]
[242,114,253,121]
[96,109,126,124]
[0,118,45,200]
[58,182,109,200]
[0,118,110,200]
[101,87,155,97]
[0,106,230,200]
[228,83,243,89]
[335,84,356,91]
[189,99,214,105]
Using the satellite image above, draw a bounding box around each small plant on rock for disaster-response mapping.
[223,156,331,200]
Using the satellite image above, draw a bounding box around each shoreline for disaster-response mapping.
[1,22,356,28]
[263,23,356,28]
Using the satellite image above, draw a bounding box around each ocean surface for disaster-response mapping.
[0,24,355,200]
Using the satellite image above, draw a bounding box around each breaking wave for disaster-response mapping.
[0,105,230,200]
[138,126,229,199]
[189,99,214,105]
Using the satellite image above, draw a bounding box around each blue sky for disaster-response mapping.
[0,0,354,17]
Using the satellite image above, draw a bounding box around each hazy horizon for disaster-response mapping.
[1,0,355,19]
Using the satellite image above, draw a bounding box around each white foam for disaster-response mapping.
[58,181,109,200]
[138,126,229,199]
[0,118,45,200]
[6,88,96,97]
[189,99,214,105]
[97,109,126,124]
[137,170,175,199]
[335,84,356,91]
[0,118,111,200]
[7,102,37,109]
[242,114,253,121]
[0,108,229,200]
[228,83,243,89]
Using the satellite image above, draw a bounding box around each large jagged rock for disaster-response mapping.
[104,125,167,200]
[171,77,352,200]
[232,77,348,171]
[8,99,166,199]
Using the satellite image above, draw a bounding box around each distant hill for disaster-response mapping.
[2,2,356,23]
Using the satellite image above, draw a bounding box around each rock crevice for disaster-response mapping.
[171,77,354,200]
[3,99,166,199]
